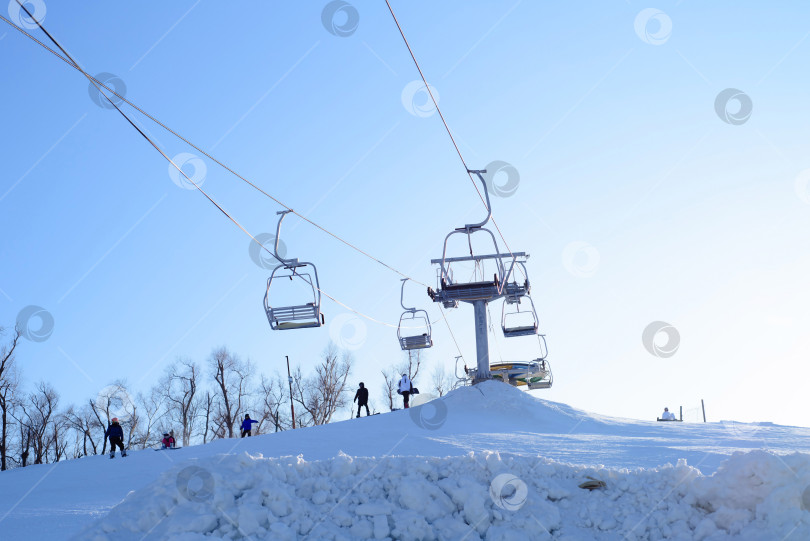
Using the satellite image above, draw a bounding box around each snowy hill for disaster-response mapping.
[2,382,809,540]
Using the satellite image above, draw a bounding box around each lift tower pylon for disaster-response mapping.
[428,169,530,383]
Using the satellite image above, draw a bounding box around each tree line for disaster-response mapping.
[0,325,456,471]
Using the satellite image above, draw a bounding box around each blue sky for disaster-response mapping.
[2,1,810,427]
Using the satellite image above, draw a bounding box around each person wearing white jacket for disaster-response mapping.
[661,407,676,421]
[398,373,412,409]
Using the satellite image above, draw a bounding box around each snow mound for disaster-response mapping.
[430,380,614,431]
[76,450,810,540]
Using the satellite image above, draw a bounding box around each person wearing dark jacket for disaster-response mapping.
[241,414,258,437]
[354,382,370,418]
[105,417,126,458]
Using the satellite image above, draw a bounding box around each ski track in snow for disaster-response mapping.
[0,382,807,540]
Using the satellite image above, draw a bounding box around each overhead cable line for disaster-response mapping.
[383,0,527,280]
[6,4,468,361]
[6,1,404,329]
[0,11,430,290]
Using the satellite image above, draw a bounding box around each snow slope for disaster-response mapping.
[1,382,809,540]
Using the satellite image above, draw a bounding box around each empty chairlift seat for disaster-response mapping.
[264,266,324,330]
[501,295,539,337]
[263,210,325,331]
[397,278,433,350]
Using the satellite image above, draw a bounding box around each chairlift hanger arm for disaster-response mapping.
[458,170,492,231]
[274,210,299,267]
[400,278,415,312]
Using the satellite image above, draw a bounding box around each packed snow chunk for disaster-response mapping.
[372,513,391,539]
[355,502,393,516]
[75,449,810,540]
[268,521,297,541]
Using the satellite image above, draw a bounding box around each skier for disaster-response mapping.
[105,417,126,458]
[661,407,676,421]
[161,432,175,449]
[398,373,412,409]
[354,382,370,418]
[241,414,258,437]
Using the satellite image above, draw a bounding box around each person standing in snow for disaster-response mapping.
[354,382,370,418]
[105,417,126,458]
[241,414,258,437]
[661,407,676,421]
[398,373,412,409]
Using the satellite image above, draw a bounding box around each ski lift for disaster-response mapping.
[501,294,539,337]
[397,278,433,350]
[263,210,324,330]
[428,170,528,304]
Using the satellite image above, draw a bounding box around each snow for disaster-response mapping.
[1,382,809,540]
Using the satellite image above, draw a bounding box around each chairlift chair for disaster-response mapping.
[429,170,529,305]
[501,294,539,337]
[263,210,324,331]
[397,279,433,350]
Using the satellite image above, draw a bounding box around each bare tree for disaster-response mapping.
[0,327,21,470]
[66,404,102,457]
[431,362,454,397]
[161,359,199,446]
[132,386,165,449]
[210,348,254,438]
[18,420,31,467]
[20,382,59,464]
[398,349,424,383]
[292,343,353,426]
[201,391,214,444]
[51,411,70,462]
[380,368,398,412]
[258,373,288,433]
